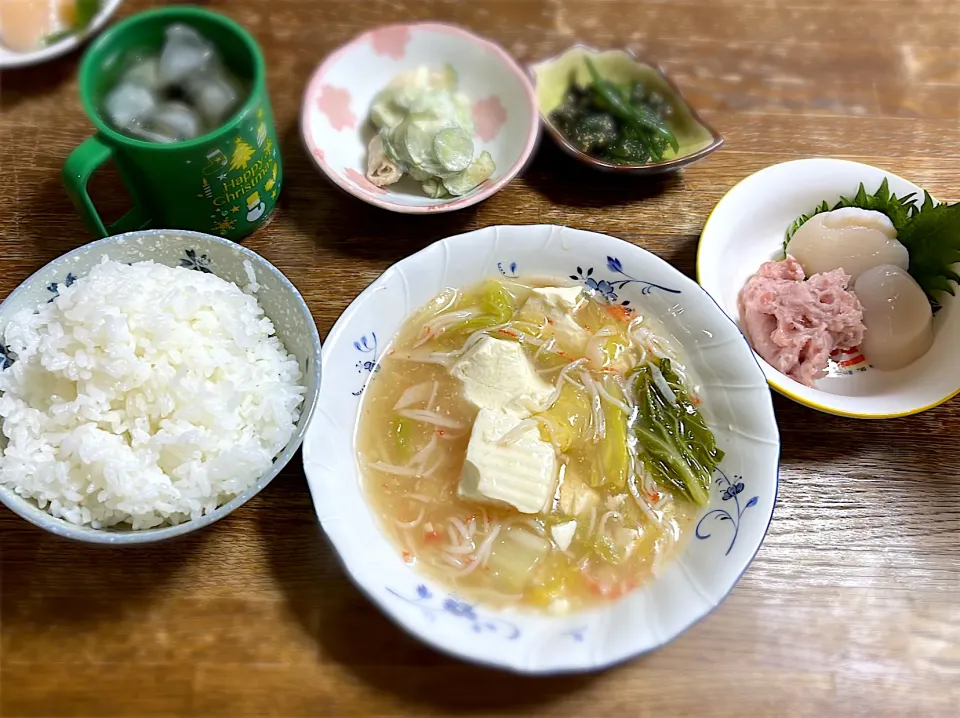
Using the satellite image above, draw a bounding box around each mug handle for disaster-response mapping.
[62,135,153,238]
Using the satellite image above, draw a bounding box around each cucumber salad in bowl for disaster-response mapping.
[366,65,495,199]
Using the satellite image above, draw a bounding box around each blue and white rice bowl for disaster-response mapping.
[0,229,322,544]
[303,224,779,673]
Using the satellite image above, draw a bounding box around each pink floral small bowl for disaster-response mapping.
[301,23,540,214]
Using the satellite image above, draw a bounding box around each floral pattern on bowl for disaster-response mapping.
[0,230,322,544]
[302,224,780,673]
[301,22,540,214]
[529,45,723,174]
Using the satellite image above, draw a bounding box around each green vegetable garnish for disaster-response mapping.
[897,193,960,303]
[548,60,679,165]
[631,359,724,507]
[784,178,960,306]
[583,59,677,155]
[43,30,73,46]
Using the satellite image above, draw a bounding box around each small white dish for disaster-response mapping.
[300,22,539,214]
[698,157,960,419]
[0,230,322,544]
[303,224,779,674]
[0,0,123,70]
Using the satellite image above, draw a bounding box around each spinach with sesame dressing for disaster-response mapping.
[549,58,679,165]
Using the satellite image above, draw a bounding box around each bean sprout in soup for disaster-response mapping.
[357,277,723,612]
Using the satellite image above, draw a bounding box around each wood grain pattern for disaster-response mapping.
[2,0,959,715]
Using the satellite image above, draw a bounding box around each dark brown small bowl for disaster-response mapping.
[528,45,723,175]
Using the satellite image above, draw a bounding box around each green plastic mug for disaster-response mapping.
[63,6,282,241]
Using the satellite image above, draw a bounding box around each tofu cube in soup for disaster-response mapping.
[451,336,554,417]
[458,408,558,514]
[531,285,584,309]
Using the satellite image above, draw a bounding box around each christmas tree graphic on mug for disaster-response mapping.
[195,107,282,236]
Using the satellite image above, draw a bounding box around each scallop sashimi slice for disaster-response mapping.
[855,264,934,371]
[786,207,909,281]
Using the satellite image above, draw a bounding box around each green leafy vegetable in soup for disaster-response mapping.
[631,359,723,507]
[356,277,724,612]
[365,66,496,197]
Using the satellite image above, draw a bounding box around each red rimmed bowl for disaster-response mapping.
[300,23,540,214]
[529,45,723,175]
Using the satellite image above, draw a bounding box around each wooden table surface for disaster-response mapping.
[2,0,960,715]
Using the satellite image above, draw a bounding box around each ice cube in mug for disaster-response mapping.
[126,120,178,144]
[142,101,204,141]
[104,82,157,130]
[158,23,216,86]
[184,69,242,127]
[122,55,162,91]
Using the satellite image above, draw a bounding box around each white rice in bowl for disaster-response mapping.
[0,259,305,530]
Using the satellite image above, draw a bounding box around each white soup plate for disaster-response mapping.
[698,157,960,419]
[303,224,779,674]
[300,22,539,214]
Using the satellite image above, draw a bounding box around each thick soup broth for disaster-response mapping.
[357,277,720,612]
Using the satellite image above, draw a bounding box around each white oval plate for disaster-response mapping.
[300,22,539,214]
[698,157,960,419]
[0,0,123,69]
[303,224,779,674]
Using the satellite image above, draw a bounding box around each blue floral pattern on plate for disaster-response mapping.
[0,344,14,370]
[497,261,518,278]
[495,257,680,306]
[571,256,682,305]
[351,333,380,396]
[180,249,213,273]
[696,468,759,556]
[387,584,521,640]
[46,273,76,303]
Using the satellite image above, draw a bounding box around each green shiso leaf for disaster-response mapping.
[783,179,960,308]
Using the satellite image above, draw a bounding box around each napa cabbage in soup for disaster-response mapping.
[357,277,723,612]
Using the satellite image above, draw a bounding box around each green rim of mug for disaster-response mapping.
[78,6,266,151]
